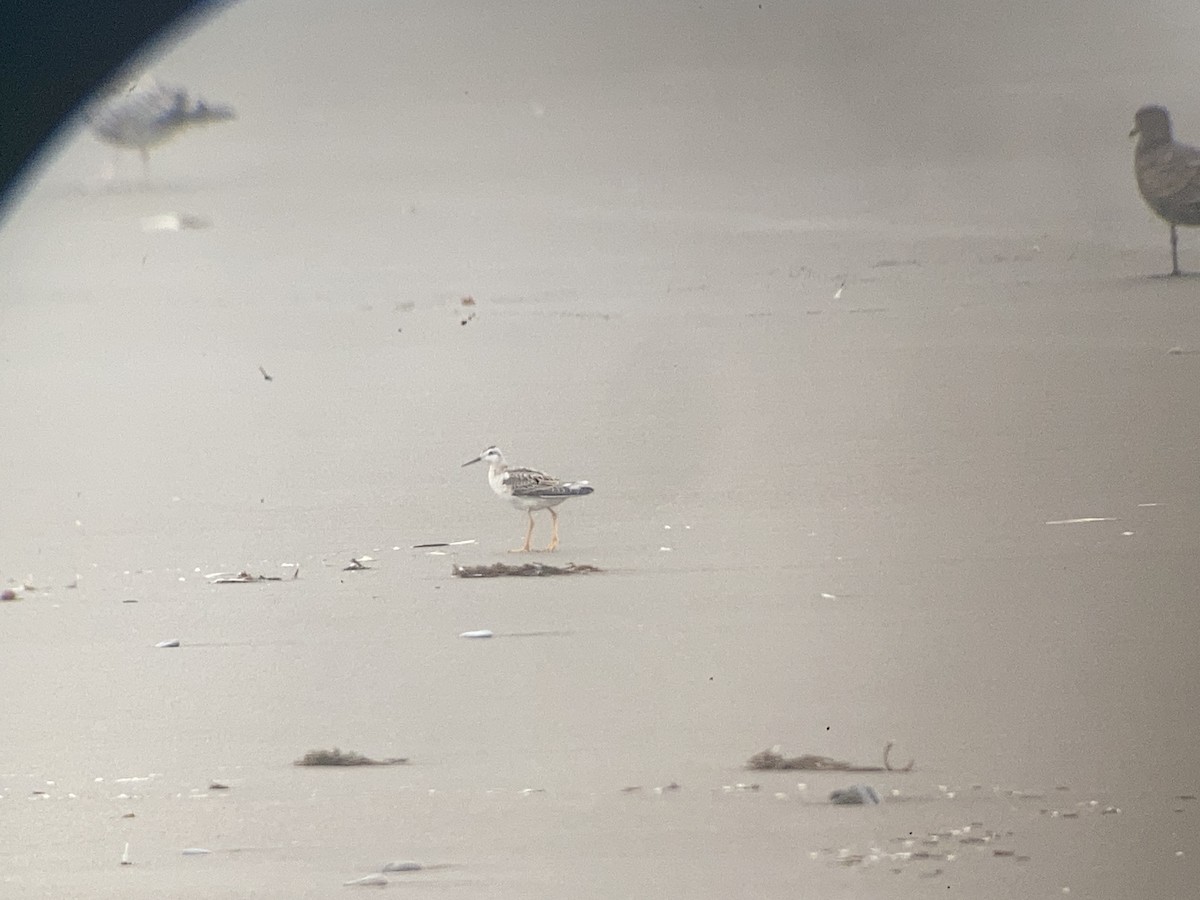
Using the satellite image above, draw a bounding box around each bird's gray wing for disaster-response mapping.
[503,467,563,497]
[506,468,593,498]
[1139,141,1200,208]
[87,84,187,146]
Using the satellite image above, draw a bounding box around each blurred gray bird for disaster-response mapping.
[86,74,235,177]
[1131,105,1200,276]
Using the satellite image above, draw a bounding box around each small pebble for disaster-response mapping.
[830,784,880,805]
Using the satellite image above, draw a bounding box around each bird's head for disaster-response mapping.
[1131,105,1172,146]
[189,98,237,124]
[462,446,504,468]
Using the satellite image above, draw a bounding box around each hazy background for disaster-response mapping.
[3,2,1200,897]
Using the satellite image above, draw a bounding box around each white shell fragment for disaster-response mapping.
[181,848,212,855]
[381,860,423,872]
[459,630,494,639]
[141,213,211,232]
[1044,517,1115,525]
[155,639,181,648]
[344,873,388,886]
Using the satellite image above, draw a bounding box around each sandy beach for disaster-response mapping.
[3,2,1200,897]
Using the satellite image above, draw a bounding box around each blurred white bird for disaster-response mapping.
[86,73,235,178]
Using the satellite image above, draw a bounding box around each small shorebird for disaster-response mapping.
[86,74,235,177]
[1131,105,1200,276]
[462,446,594,552]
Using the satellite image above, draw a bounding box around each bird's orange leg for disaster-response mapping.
[510,511,535,553]
[544,508,560,552]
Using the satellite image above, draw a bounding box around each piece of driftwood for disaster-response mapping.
[452,562,601,578]
[293,748,408,767]
[746,741,913,773]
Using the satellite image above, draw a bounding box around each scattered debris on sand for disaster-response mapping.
[622,782,682,794]
[258,365,273,381]
[294,748,408,767]
[452,562,601,578]
[461,295,476,306]
[155,639,181,648]
[1,589,18,601]
[413,539,476,548]
[343,557,373,571]
[459,630,494,639]
[747,741,914,772]
[811,818,1024,872]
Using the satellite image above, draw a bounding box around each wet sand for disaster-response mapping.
[3,2,1200,897]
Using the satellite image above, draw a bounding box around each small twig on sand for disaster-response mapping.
[882,741,914,772]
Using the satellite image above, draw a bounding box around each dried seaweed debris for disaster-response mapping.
[453,562,601,578]
[294,748,408,767]
[747,741,913,772]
